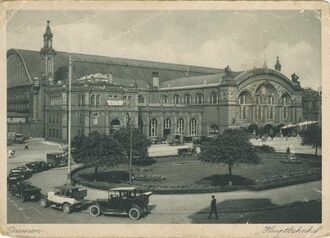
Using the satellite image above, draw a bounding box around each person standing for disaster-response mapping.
[24,142,29,150]
[208,195,218,219]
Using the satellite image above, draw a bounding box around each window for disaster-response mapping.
[164,118,172,129]
[91,95,95,106]
[93,113,98,125]
[196,93,204,104]
[177,118,185,134]
[162,95,168,104]
[189,118,197,135]
[149,118,158,137]
[210,92,218,104]
[283,107,287,119]
[138,95,145,104]
[79,113,84,124]
[96,95,100,107]
[270,107,274,119]
[174,95,181,105]
[78,94,84,106]
[184,94,192,105]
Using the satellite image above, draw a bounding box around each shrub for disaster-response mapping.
[254,145,275,153]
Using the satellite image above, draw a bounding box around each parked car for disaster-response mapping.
[9,180,41,202]
[167,134,184,146]
[88,187,152,220]
[46,152,68,168]
[13,133,26,144]
[25,161,50,173]
[7,174,24,190]
[178,146,197,155]
[9,166,33,179]
[39,185,88,214]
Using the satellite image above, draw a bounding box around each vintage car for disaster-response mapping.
[25,161,50,173]
[9,166,33,179]
[39,185,88,214]
[88,187,152,220]
[9,180,41,202]
[7,174,24,190]
[167,134,184,146]
[46,152,68,168]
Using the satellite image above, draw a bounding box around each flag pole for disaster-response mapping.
[67,55,72,184]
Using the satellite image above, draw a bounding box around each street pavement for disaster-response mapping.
[7,138,322,223]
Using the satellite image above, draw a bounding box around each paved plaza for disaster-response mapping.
[7,137,322,223]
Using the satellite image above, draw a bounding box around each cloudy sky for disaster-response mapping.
[7,10,321,89]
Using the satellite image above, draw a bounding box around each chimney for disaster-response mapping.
[152,71,159,89]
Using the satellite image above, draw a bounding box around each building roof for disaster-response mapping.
[160,71,241,89]
[9,49,223,89]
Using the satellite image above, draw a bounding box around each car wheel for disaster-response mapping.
[89,205,101,217]
[20,193,26,202]
[39,198,48,208]
[128,206,142,220]
[63,203,72,214]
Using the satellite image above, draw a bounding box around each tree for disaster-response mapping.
[199,129,260,186]
[72,131,126,180]
[113,127,151,158]
[300,125,322,156]
[54,66,68,83]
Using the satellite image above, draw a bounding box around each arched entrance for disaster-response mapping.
[110,118,122,133]
[248,123,259,135]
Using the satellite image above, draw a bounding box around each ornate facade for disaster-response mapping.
[7,21,312,142]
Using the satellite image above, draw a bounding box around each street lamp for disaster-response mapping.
[126,113,133,184]
[67,56,72,184]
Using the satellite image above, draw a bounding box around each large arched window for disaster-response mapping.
[184,94,192,105]
[281,93,292,120]
[196,93,204,104]
[210,92,218,104]
[177,118,185,134]
[189,118,197,135]
[47,58,52,75]
[149,118,158,137]
[238,92,251,119]
[174,95,181,105]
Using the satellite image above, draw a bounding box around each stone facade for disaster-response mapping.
[7,21,315,142]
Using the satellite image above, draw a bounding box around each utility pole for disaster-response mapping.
[67,55,72,184]
[127,113,133,184]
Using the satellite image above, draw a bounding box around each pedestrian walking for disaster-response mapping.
[24,142,29,150]
[208,195,218,219]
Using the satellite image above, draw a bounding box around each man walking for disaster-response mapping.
[208,195,218,219]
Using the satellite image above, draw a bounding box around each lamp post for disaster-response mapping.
[67,56,72,184]
[126,113,133,184]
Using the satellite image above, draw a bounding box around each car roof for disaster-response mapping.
[109,187,138,192]
[54,185,79,190]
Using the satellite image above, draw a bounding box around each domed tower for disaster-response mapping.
[40,20,56,82]
[274,56,281,72]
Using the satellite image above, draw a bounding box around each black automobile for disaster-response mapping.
[7,174,24,190]
[9,180,41,202]
[25,161,50,173]
[88,187,152,220]
[9,166,33,179]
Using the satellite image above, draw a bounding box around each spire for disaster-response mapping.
[42,20,54,51]
[275,56,281,72]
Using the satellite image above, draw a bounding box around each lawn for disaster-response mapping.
[72,152,321,193]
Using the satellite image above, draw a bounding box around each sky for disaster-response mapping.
[6,10,321,89]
